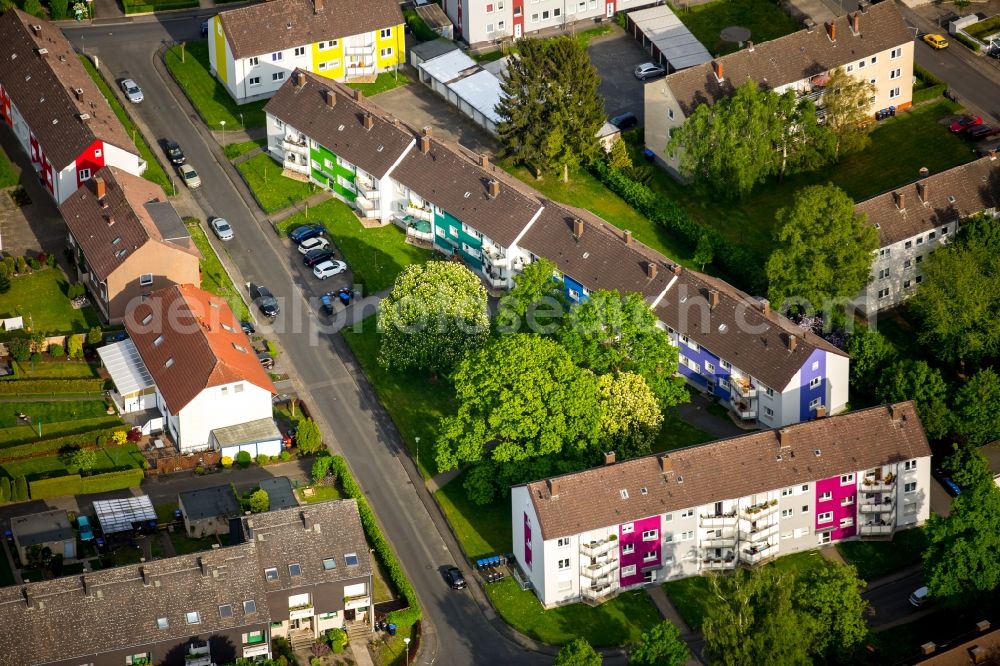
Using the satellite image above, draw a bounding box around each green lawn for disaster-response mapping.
[1,443,144,479]
[276,198,434,294]
[165,43,269,129]
[154,502,179,525]
[341,316,455,476]
[123,0,198,14]
[836,527,928,581]
[237,153,317,214]
[14,360,99,379]
[169,531,224,555]
[351,71,410,98]
[78,56,171,193]
[673,0,800,56]
[224,139,267,161]
[0,146,18,189]
[0,416,123,451]
[0,269,100,334]
[654,409,715,453]
[296,484,342,504]
[486,581,663,647]
[964,15,1000,41]
[0,400,108,428]
[185,220,251,321]
[435,473,512,560]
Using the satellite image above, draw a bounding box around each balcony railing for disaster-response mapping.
[739,522,778,543]
[743,501,778,518]
[282,134,307,148]
[859,523,894,536]
[346,44,375,56]
[860,500,894,514]
[581,559,618,580]
[860,475,895,494]
[405,205,433,221]
[356,179,378,196]
[742,543,777,565]
[356,195,377,211]
[244,634,267,646]
[731,380,757,398]
[702,536,737,549]
[580,537,618,558]
[701,558,736,571]
[582,582,619,600]
[700,511,738,528]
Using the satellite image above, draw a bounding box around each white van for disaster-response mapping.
[909,586,929,607]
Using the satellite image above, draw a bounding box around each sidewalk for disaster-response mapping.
[646,585,706,665]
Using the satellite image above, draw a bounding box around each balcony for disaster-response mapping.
[346,43,375,57]
[344,594,371,610]
[282,135,308,156]
[702,536,737,549]
[356,179,378,197]
[860,499,894,514]
[742,543,777,565]
[581,559,618,580]
[289,604,314,621]
[701,557,736,571]
[580,537,618,558]
[356,195,377,211]
[582,582,619,601]
[859,522,894,536]
[743,500,778,519]
[244,633,267,646]
[700,511,738,528]
[242,643,271,659]
[860,474,895,494]
[405,204,433,221]
[731,378,757,398]
[739,522,778,543]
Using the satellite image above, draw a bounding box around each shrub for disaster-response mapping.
[0,263,10,282]
[0,378,107,394]
[221,456,234,468]
[194,465,206,475]
[27,258,41,270]
[0,426,131,464]
[29,475,82,499]
[8,337,30,362]
[256,453,270,466]
[13,475,27,501]
[236,451,252,468]
[14,256,27,274]
[310,642,331,657]
[402,7,439,42]
[112,430,128,446]
[21,0,43,17]
[48,343,65,358]
[29,352,42,364]
[87,326,103,346]
[326,628,347,653]
[311,455,336,482]
[67,283,86,300]
[67,333,85,359]
[46,253,57,268]
[126,427,142,442]
[913,84,947,105]
[266,340,279,357]
[0,477,10,502]
[956,32,981,51]
[279,450,292,462]
[3,257,15,275]
[296,418,323,454]
[914,64,944,87]
[79,468,143,494]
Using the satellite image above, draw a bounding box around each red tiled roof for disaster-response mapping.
[124,285,276,413]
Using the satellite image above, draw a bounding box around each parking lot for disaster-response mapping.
[587,26,654,124]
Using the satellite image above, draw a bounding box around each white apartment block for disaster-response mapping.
[513,403,932,607]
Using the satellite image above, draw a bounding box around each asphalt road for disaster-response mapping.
[863,568,926,629]
[62,16,551,666]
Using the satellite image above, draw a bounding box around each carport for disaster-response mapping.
[210,418,283,460]
[625,5,712,72]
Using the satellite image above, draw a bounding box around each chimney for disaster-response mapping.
[198,557,208,577]
[671,263,682,276]
[106,216,115,227]
[815,405,827,418]
[324,89,336,108]
[363,113,374,131]
[919,166,929,178]
[921,643,937,656]
[74,87,83,101]
[94,176,106,201]
[893,191,905,211]
[787,333,797,352]
[746,40,754,52]
[82,575,91,596]
[479,154,489,169]
[302,510,314,531]
[352,89,363,102]
[660,454,672,474]
[804,18,817,32]
[572,218,585,237]
[778,428,790,447]
[420,135,430,154]
[140,566,150,587]
[294,70,306,88]
[547,478,560,498]
[313,0,322,11]
[603,451,616,465]
[623,229,633,245]
[708,289,719,309]
[850,11,860,35]
[826,21,837,42]
[970,647,987,664]
[712,60,724,83]
[646,261,658,280]
[759,298,771,315]
[488,179,500,198]
[976,620,991,632]
[917,181,929,204]
[422,126,433,138]
[859,0,869,12]
[23,588,33,609]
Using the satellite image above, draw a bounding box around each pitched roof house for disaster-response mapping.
[855,154,1000,315]
[59,166,201,324]
[208,0,404,104]
[0,500,373,666]
[645,2,915,176]
[513,403,932,606]
[116,285,277,454]
[0,10,143,203]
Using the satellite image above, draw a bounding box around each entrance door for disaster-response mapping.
[514,23,522,38]
[643,569,657,583]
[606,2,614,18]
[817,531,831,545]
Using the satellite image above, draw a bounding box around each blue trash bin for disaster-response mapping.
[387,624,397,636]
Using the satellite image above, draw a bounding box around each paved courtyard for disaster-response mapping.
[587,25,657,123]
[0,131,67,257]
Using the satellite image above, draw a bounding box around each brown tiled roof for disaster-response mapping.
[218,0,403,61]
[124,285,276,414]
[0,542,270,666]
[58,166,200,280]
[0,10,136,168]
[916,624,1000,665]
[521,402,931,540]
[263,70,415,179]
[857,155,1000,246]
[662,2,911,115]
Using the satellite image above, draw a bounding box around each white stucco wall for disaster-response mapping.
[175,381,274,453]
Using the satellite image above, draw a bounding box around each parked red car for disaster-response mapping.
[950,115,983,133]
[965,124,1000,141]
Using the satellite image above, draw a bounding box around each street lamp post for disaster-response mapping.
[239,113,244,130]
[415,437,420,463]
[403,637,411,666]
[220,120,226,144]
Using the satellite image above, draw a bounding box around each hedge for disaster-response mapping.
[0,425,130,463]
[328,456,422,626]
[29,468,144,499]
[914,64,944,87]
[956,32,981,52]
[913,84,947,105]
[589,160,765,293]
[403,8,440,43]
[0,378,106,395]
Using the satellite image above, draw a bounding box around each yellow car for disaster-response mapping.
[923,33,949,49]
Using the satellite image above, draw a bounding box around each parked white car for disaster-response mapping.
[210,217,234,241]
[313,260,347,280]
[298,236,330,255]
[120,79,144,103]
[178,164,201,189]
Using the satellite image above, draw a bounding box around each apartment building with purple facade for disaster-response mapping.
[512,403,931,607]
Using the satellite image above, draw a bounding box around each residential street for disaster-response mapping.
[61,15,552,666]
[863,566,928,630]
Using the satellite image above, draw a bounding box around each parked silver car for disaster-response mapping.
[634,62,666,81]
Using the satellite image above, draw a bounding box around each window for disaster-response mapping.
[139,273,153,286]
[486,22,494,32]
[558,558,570,570]
[916,275,923,284]
[879,248,890,258]
[642,529,658,541]
[271,52,283,61]
[680,509,694,518]
[916,235,924,245]
[220,387,228,397]
[248,56,259,65]
[819,491,832,501]
[620,489,629,500]
[929,231,936,240]
[622,543,635,554]
[219,604,233,618]
[345,552,359,566]
[554,7,560,15]
[720,359,731,370]
[905,502,918,515]
[498,20,506,29]
[840,517,854,528]
[644,550,657,562]
[680,530,694,541]
[879,268,890,279]
[802,505,809,513]
[704,361,715,374]
[905,240,913,249]
[764,387,774,397]
[486,2,494,10]
[380,47,393,58]
[891,47,902,58]
[530,12,538,22]
[841,496,855,506]
[318,41,335,51]
[380,28,392,38]
[248,76,261,87]
[622,523,634,534]
[667,107,674,120]
[164,358,174,368]
[840,473,855,485]
[288,592,310,609]
[818,512,833,524]
[916,254,923,264]
[185,611,201,625]
[294,46,305,56]
[264,567,279,581]
[904,460,917,471]
[801,485,809,492]
[941,226,949,235]
[94,148,102,158]
[870,56,877,64]
[781,508,793,518]
[781,487,793,497]
[878,288,890,299]
[809,397,822,409]
[622,565,637,576]
[243,599,257,614]
[846,64,854,72]
[809,377,822,389]
[289,563,302,577]
[153,335,164,347]
[903,279,912,289]
[890,68,901,80]
[79,168,91,181]
[904,259,912,269]
[514,6,521,15]
[889,87,901,99]
[763,406,774,417]
[542,9,549,19]
[905,482,917,493]
[156,617,168,629]
[272,72,285,81]
[858,59,865,69]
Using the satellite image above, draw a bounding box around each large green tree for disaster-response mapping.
[554,638,602,666]
[294,418,324,455]
[496,257,565,332]
[435,334,601,477]
[923,445,1000,600]
[766,184,878,312]
[953,368,1000,446]
[702,568,812,666]
[496,37,605,181]
[772,93,836,180]
[795,562,870,659]
[378,261,490,374]
[596,372,663,460]
[557,290,687,408]
[876,359,952,439]
[845,326,897,399]
[822,67,877,158]
[628,621,689,666]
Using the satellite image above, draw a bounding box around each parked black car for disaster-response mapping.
[163,140,186,165]
[444,566,466,590]
[303,249,335,267]
[249,283,279,318]
[240,321,256,336]
[289,224,325,244]
[610,112,638,130]
[257,353,275,369]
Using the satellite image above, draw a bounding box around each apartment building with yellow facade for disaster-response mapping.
[208,0,404,104]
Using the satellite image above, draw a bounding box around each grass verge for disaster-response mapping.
[1,443,144,479]
[836,526,928,581]
[224,139,266,161]
[0,269,100,334]
[184,220,251,321]
[349,71,410,97]
[0,146,18,189]
[165,43,268,129]
[435,472,512,560]
[237,153,316,214]
[78,56,171,193]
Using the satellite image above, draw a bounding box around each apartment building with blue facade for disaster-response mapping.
[263,70,850,428]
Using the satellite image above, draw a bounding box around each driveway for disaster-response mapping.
[372,72,498,155]
[587,25,653,123]
[928,477,953,518]
[0,131,71,257]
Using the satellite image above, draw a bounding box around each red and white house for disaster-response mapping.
[0,10,144,204]
[512,403,932,607]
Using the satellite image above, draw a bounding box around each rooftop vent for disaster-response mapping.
[78,113,90,121]
[620,489,629,499]
[32,24,42,33]
[646,261,658,280]
[363,113,374,131]
[623,229,633,245]
[708,289,719,309]
[640,487,648,495]
[814,449,822,457]
[140,566,150,587]
[198,557,208,576]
